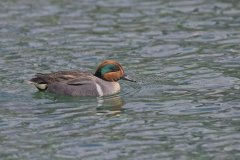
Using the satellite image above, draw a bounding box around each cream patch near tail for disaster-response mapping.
[26,80,47,90]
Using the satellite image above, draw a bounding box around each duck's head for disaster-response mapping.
[94,60,136,82]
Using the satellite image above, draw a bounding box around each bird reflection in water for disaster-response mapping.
[32,92,125,116]
[96,95,125,116]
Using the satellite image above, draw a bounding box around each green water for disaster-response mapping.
[0,0,240,159]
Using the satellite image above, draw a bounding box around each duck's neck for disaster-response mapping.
[94,72,101,79]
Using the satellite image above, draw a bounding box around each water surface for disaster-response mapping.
[0,0,240,159]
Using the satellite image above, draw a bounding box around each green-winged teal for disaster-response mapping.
[29,60,136,97]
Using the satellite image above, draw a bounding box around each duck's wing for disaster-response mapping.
[29,71,93,90]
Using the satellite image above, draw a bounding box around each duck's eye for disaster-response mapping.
[101,64,119,74]
[110,65,119,71]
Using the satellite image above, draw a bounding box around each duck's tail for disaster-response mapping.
[27,76,48,91]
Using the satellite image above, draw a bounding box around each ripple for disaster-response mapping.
[1,0,240,159]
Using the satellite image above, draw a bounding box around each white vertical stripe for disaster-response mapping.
[95,83,103,97]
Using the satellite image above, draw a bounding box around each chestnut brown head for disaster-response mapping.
[94,60,135,82]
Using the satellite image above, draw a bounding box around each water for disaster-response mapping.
[0,0,240,159]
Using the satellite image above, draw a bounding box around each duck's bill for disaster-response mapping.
[121,75,136,82]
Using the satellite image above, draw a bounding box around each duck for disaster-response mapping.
[29,60,136,97]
